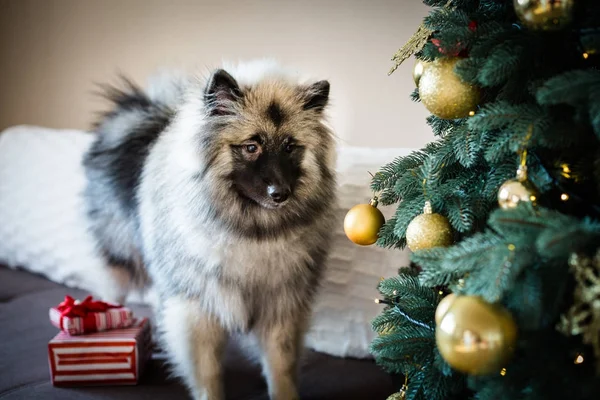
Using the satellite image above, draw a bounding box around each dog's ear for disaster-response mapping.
[204,69,242,116]
[303,80,330,112]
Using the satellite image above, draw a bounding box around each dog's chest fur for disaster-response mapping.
[216,236,313,285]
[172,229,322,331]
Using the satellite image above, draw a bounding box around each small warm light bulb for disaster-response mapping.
[561,164,572,178]
[561,193,569,201]
[583,53,590,60]
[438,290,444,295]
[575,354,584,364]
[508,244,516,251]
[374,298,381,304]
[468,110,476,117]
[500,368,507,376]
[530,195,537,202]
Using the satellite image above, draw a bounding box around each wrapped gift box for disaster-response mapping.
[48,318,151,386]
[49,295,133,335]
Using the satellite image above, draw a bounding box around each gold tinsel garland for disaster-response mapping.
[557,249,600,374]
[388,0,454,75]
[389,23,434,75]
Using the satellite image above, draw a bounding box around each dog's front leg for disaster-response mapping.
[257,317,306,400]
[161,296,226,400]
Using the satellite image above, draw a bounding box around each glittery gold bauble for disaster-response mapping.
[514,0,574,31]
[386,391,406,400]
[344,198,385,246]
[497,178,538,209]
[418,57,480,119]
[435,293,457,325]
[406,201,453,251]
[436,296,518,375]
[413,59,430,86]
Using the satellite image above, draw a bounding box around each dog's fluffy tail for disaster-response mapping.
[83,71,190,304]
[92,70,189,141]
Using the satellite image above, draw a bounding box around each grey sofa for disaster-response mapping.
[0,265,394,400]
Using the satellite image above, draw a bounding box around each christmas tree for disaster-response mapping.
[345,1,600,399]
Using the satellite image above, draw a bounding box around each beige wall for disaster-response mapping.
[0,0,433,149]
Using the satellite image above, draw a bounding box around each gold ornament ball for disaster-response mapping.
[435,293,457,325]
[436,296,518,375]
[514,0,574,31]
[406,203,453,251]
[386,392,406,400]
[497,178,538,210]
[413,59,430,86]
[344,201,385,246]
[418,57,480,120]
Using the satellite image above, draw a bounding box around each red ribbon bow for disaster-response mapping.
[56,295,121,330]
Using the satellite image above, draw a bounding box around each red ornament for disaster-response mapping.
[431,20,477,57]
[431,38,462,56]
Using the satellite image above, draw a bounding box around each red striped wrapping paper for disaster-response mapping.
[49,300,133,335]
[48,318,151,386]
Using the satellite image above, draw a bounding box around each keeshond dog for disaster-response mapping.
[82,60,336,400]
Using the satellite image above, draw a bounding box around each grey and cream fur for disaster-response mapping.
[82,60,337,400]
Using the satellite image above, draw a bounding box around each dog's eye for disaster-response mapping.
[284,143,294,153]
[245,144,258,153]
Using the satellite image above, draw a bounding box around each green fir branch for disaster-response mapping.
[422,0,453,7]
[371,271,465,400]
[377,217,404,249]
[414,231,504,287]
[477,41,523,88]
[371,143,443,197]
[423,137,462,186]
[468,101,550,135]
[461,243,536,302]
[424,9,471,32]
[446,192,478,233]
[411,87,421,103]
[432,349,455,377]
[467,24,514,60]
[372,308,434,340]
[422,363,465,400]
[454,56,484,86]
[482,160,518,202]
[379,187,401,206]
[378,274,440,307]
[393,169,425,201]
[536,69,600,107]
[449,125,481,168]
[488,204,550,242]
[504,270,545,331]
[404,370,426,400]
[536,217,600,259]
[426,116,463,137]
[482,129,522,163]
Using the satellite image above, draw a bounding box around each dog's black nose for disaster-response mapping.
[267,185,290,203]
